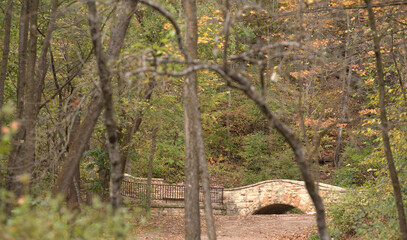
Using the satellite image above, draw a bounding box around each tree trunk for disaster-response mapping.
[53,0,139,203]
[67,163,81,209]
[334,68,351,168]
[334,12,353,168]
[7,0,41,197]
[120,78,155,175]
[30,0,59,184]
[390,30,407,108]
[146,128,158,211]
[7,0,59,196]
[6,0,29,192]
[66,112,82,210]
[16,0,29,119]
[365,1,407,239]
[226,87,231,160]
[0,0,14,130]
[53,93,104,195]
[87,0,139,210]
[183,0,202,239]
[20,0,40,187]
[198,128,217,240]
[0,0,14,187]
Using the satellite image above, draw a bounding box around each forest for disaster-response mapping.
[0,0,407,239]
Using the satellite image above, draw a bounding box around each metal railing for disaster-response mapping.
[121,181,224,204]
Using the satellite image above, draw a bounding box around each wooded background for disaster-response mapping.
[1,0,407,239]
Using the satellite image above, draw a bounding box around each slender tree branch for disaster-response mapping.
[365,0,407,239]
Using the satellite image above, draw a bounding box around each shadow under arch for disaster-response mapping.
[252,204,305,215]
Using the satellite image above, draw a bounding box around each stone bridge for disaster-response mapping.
[223,179,345,215]
[122,178,345,216]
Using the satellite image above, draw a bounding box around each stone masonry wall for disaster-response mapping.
[223,179,345,215]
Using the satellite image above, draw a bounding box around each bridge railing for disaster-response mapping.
[121,181,224,204]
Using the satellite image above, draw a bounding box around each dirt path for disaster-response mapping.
[134,214,316,239]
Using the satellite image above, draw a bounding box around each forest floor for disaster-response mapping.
[133,214,316,239]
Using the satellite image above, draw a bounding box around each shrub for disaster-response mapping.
[333,146,376,187]
[0,191,131,240]
[328,186,401,239]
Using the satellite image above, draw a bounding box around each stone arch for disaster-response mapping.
[253,203,304,214]
[246,186,313,215]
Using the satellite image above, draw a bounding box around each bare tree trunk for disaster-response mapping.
[87,0,121,210]
[183,0,201,239]
[146,128,157,211]
[334,68,351,168]
[16,0,29,118]
[7,0,41,197]
[87,0,140,210]
[53,93,104,195]
[6,0,29,192]
[226,87,231,160]
[198,129,217,240]
[183,1,216,238]
[365,1,407,239]
[7,0,59,196]
[67,163,81,209]
[21,0,40,186]
[53,0,139,203]
[0,0,14,130]
[390,30,407,108]
[66,113,82,209]
[30,0,60,184]
[105,0,138,58]
[0,0,14,187]
[120,78,155,175]
[334,12,353,168]
[87,0,122,209]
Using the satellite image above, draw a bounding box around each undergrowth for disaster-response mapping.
[0,190,135,240]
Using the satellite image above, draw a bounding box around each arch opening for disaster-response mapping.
[253,204,304,215]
